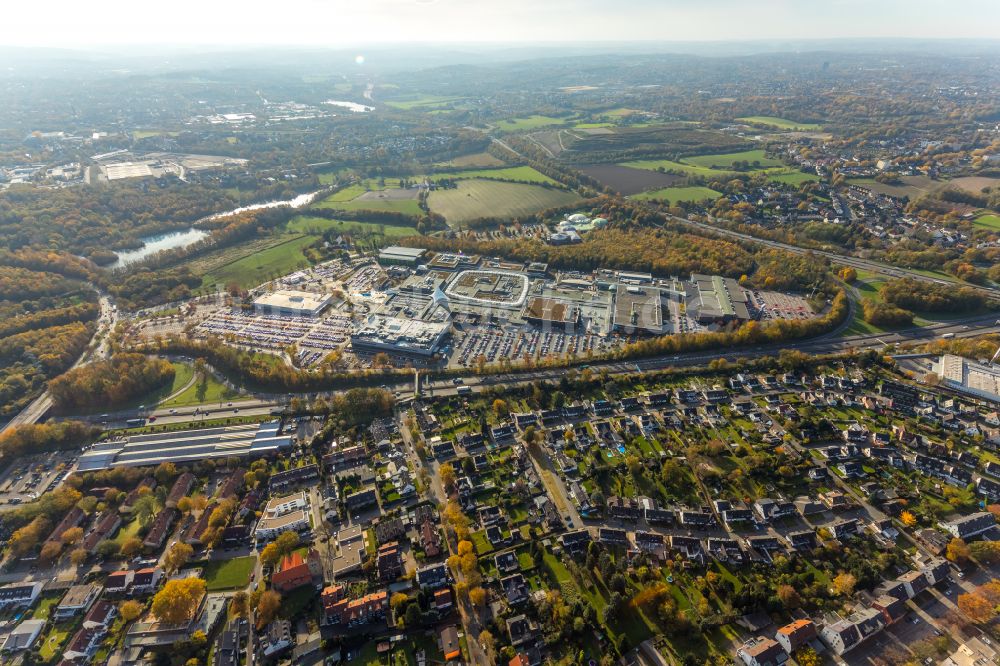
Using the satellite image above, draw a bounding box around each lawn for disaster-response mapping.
[972,213,1000,231]
[39,623,74,661]
[620,158,728,178]
[768,170,820,186]
[426,165,558,186]
[494,115,571,131]
[736,116,822,130]
[384,94,464,110]
[198,556,256,591]
[31,595,61,620]
[160,370,246,407]
[201,234,317,289]
[427,179,581,226]
[285,216,417,238]
[682,149,784,169]
[633,186,723,203]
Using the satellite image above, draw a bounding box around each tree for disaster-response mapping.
[151,578,207,625]
[230,591,249,619]
[439,463,457,491]
[69,548,88,565]
[61,526,84,545]
[39,541,63,564]
[795,647,821,666]
[255,590,281,629]
[970,541,1000,565]
[479,629,496,662]
[777,584,802,608]
[119,600,143,622]
[404,603,421,627]
[469,587,487,608]
[133,494,159,526]
[8,516,50,557]
[832,572,857,596]
[958,592,996,624]
[947,538,971,564]
[900,510,917,527]
[390,592,409,613]
[259,542,282,569]
[492,399,508,417]
[120,536,144,559]
[164,542,194,573]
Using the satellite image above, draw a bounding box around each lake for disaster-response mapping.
[111,190,323,269]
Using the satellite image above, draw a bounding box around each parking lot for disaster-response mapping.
[450,326,620,367]
[0,450,77,506]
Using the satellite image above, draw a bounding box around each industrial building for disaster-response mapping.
[378,246,427,266]
[611,284,665,335]
[253,290,333,317]
[76,422,293,471]
[686,274,752,324]
[522,297,579,331]
[935,354,1000,403]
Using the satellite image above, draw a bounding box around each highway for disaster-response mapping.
[70,311,1000,428]
[671,214,1000,297]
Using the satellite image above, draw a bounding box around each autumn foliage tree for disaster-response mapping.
[151,578,207,625]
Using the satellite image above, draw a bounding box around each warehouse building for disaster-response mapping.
[253,290,333,317]
[378,246,427,266]
[686,274,752,325]
[76,421,293,471]
[935,355,1000,403]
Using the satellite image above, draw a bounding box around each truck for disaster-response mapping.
[941,332,955,339]
[456,386,472,396]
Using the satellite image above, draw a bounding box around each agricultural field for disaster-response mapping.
[632,186,722,203]
[427,179,581,225]
[948,176,1000,195]
[972,213,1000,231]
[383,94,465,110]
[848,175,937,199]
[682,149,784,169]
[314,181,422,215]
[426,165,558,185]
[578,164,684,195]
[736,116,823,130]
[494,115,571,131]
[441,152,507,168]
[200,234,317,289]
[286,215,416,238]
[768,170,820,186]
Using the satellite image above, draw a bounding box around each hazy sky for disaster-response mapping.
[2,0,999,46]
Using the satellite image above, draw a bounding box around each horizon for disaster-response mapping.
[2,0,999,48]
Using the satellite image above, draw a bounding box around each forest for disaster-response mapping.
[880,278,988,313]
[48,353,176,411]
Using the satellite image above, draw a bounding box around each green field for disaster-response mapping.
[682,149,784,169]
[197,556,256,590]
[972,213,1000,231]
[426,165,558,185]
[286,216,416,238]
[575,122,615,129]
[769,170,820,185]
[495,115,570,131]
[313,180,422,215]
[633,186,723,203]
[427,179,581,225]
[161,369,245,407]
[201,234,317,289]
[736,116,822,130]
[384,95,464,110]
[442,152,507,168]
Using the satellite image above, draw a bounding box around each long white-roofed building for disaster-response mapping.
[76,421,292,471]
